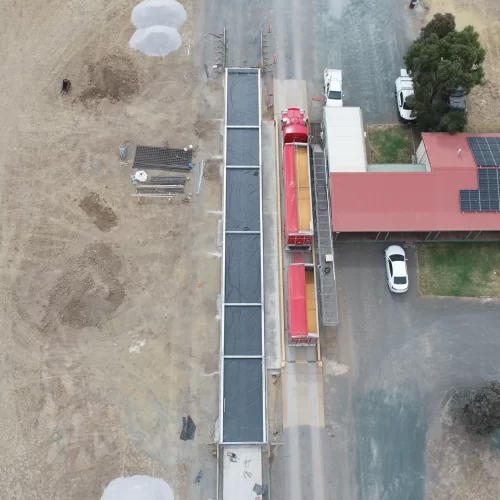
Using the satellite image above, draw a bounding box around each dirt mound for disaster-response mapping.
[194,114,211,139]
[45,242,125,329]
[78,54,139,104]
[203,159,221,181]
[79,192,118,231]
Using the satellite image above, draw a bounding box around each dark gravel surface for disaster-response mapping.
[202,0,421,122]
[326,243,500,500]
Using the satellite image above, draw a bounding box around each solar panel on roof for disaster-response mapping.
[460,166,500,212]
[460,191,471,212]
[490,198,500,211]
[467,136,500,167]
[470,190,481,211]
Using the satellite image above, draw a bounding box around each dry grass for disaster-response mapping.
[426,0,500,133]
[467,118,500,133]
[417,243,500,297]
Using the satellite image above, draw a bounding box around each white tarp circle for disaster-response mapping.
[101,475,174,500]
[129,26,182,57]
[131,0,186,29]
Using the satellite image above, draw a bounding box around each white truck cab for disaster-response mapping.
[395,69,415,122]
[324,69,343,107]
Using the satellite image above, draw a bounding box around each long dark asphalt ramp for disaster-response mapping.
[221,69,266,443]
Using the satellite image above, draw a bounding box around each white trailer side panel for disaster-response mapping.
[416,139,431,172]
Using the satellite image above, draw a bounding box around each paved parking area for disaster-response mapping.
[203,0,421,122]
[324,243,500,500]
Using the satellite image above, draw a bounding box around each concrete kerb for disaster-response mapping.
[274,118,286,369]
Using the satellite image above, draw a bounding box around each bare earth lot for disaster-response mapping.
[0,0,223,499]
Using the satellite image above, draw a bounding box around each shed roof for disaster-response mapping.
[323,107,367,173]
[330,133,500,233]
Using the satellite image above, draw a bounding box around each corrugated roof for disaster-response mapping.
[330,133,500,233]
[323,107,367,173]
[422,132,480,169]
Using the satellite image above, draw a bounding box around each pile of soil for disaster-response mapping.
[203,160,221,181]
[44,242,125,329]
[78,54,139,103]
[79,192,118,232]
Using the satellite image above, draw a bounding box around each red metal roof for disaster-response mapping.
[330,133,500,232]
[287,264,307,340]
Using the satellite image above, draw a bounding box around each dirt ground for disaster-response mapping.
[427,399,500,500]
[425,0,500,132]
[0,0,224,499]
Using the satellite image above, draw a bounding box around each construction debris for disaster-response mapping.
[132,170,148,184]
[180,415,196,441]
[210,29,226,73]
[130,146,195,198]
[131,193,178,198]
[146,175,186,185]
[194,470,203,485]
[133,145,193,171]
[196,160,204,195]
[120,140,134,159]
[61,79,71,94]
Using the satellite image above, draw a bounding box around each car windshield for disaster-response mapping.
[402,99,412,110]
[450,88,464,97]
[394,276,407,285]
[390,254,405,262]
[328,91,342,100]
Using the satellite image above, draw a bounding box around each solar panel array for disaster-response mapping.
[467,137,500,167]
[460,168,500,212]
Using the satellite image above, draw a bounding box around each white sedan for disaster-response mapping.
[385,245,409,293]
[395,69,415,122]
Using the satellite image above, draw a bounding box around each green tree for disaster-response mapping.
[418,12,456,41]
[404,13,485,132]
[461,381,500,435]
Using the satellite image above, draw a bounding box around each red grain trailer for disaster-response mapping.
[281,108,313,251]
[287,263,319,345]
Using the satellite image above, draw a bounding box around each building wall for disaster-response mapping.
[333,230,500,242]
[416,140,431,172]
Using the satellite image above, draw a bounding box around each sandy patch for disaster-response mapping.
[0,0,224,498]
